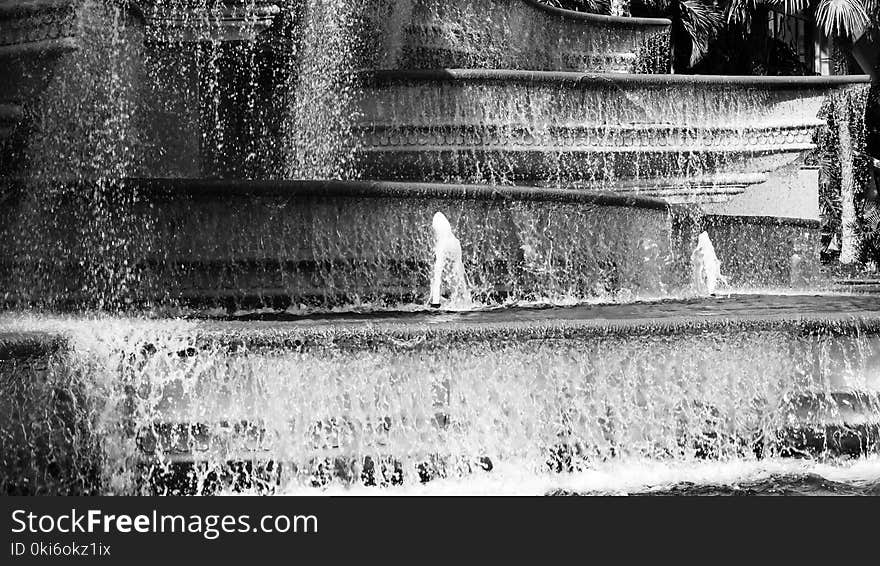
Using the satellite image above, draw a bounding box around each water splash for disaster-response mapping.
[3,300,880,494]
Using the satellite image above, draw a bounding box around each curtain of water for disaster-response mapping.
[140,0,275,178]
[818,86,872,265]
[136,194,682,310]
[8,0,149,309]
[6,316,878,493]
[284,0,369,179]
[0,0,847,311]
[357,78,825,196]
[3,0,288,309]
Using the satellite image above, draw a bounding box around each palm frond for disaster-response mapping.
[863,0,880,37]
[637,0,673,10]
[816,0,870,38]
[767,0,811,15]
[724,0,760,24]
[678,0,724,64]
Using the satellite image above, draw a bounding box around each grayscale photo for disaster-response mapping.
[1,0,879,509]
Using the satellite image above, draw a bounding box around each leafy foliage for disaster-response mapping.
[631,0,723,67]
[724,0,879,39]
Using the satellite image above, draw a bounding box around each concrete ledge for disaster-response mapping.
[191,294,880,349]
[521,0,671,26]
[367,69,872,88]
[125,178,672,210]
[704,214,820,229]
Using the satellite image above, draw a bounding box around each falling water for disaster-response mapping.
[3,298,880,494]
[284,0,366,179]
[5,0,149,309]
[821,86,873,265]
[0,0,865,311]
[376,0,670,73]
[1,0,878,497]
[355,75,831,193]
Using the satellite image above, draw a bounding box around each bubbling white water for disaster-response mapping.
[4,306,880,494]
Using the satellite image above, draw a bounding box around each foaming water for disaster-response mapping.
[3,295,880,495]
[265,456,880,496]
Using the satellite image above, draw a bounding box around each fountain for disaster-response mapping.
[690,232,726,296]
[1,0,879,495]
[429,211,470,308]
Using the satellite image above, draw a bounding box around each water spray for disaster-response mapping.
[430,212,469,308]
[691,231,728,295]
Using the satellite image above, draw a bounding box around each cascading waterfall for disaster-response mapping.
[285,0,368,179]
[6,0,149,309]
[818,85,873,265]
[1,0,878,496]
[3,305,880,494]
[0,0,868,311]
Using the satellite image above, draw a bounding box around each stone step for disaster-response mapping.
[3,295,880,493]
[369,0,671,74]
[0,179,820,311]
[353,70,867,186]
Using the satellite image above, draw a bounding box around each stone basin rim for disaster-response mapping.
[367,69,872,88]
[4,313,880,354]
[0,0,73,17]
[117,178,674,210]
[520,0,671,27]
[703,214,820,229]
[0,0,671,27]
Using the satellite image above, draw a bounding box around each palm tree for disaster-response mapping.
[724,0,879,42]
[632,0,724,69]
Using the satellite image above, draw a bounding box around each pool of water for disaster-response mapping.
[213,292,880,326]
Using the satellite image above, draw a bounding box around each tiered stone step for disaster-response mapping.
[0,0,78,152]
[0,1,868,209]
[0,0,669,153]
[354,70,869,193]
[362,0,671,74]
[2,295,880,494]
[0,179,822,311]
